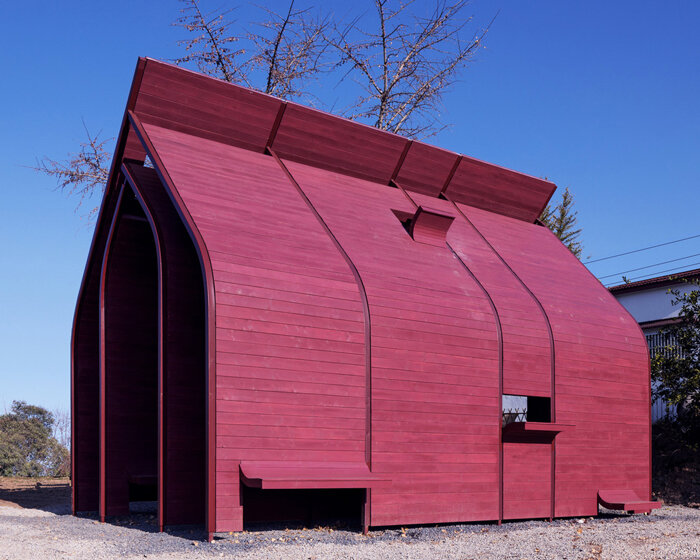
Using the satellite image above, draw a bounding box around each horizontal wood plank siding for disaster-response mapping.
[284,159,501,527]
[141,124,369,530]
[102,207,159,517]
[124,164,207,526]
[75,58,653,533]
[503,443,551,519]
[461,203,651,517]
[410,191,552,398]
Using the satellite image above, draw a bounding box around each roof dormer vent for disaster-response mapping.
[405,206,455,246]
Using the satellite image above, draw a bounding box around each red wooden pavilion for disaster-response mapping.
[72,58,658,540]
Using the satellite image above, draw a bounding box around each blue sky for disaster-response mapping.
[1,0,698,413]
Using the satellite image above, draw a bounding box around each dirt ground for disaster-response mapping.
[0,477,71,513]
[1,477,699,559]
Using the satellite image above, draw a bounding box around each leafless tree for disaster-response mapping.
[326,0,494,138]
[173,0,250,84]
[32,123,112,220]
[174,0,330,102]
[36,1,331,217]
[247,2,330,102]
[52,408,71,451]
[52,408,72,477]
[36,0,494,213]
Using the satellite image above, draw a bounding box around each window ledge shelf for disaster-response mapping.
[503,422,574,436]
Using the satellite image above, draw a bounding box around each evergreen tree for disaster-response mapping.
[540,187,583,259]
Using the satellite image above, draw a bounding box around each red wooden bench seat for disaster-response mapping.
[240,461,391,490]
[598,489,662,513]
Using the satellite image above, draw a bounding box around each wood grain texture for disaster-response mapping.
[123,163,207,526]
[270,103,408,185]
[72,61,148,514]
[407,206,456,246]
[73,58,652,532]
[445,156,556,223]
[101,195,159,517]
[72,187,122,514]
[393,141,459,197]
[126,58,554,222]
[142,124,370,531]
[134,59,282,153]
[284,159,501,527]
[460,203,651,518]
[503,443,551,519]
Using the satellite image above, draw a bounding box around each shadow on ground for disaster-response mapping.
[0,477,71,514]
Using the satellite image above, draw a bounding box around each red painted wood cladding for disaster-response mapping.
[102,195,159,517]
[72,188,122,513]
[72,57,654,534]
[503,443,551,520]
[122,163,207,526]
[394,141,459,197]
[134,59,282,152]
[141,124,369,532]
[270,103,408,185]
[461,204,652,517]
[283,159,500,526]
[124,58,554,222]
[445,156,556,223]
[407,206,456,246]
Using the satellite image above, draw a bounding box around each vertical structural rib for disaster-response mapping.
[120,169,166,532]
[446,196,558,520]
[127,111,218,541]
[393,181,505,522]
[266,147,374,528]
[98,184,126,522]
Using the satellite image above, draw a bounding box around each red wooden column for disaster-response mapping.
[98,185,125,522]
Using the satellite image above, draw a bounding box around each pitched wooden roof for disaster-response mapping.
[126,57,556,223]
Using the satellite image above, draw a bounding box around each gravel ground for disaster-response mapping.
[1,501,699,560]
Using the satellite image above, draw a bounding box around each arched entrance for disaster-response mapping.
[99,173,207,528]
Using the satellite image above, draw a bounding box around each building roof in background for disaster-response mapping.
[608,267,700,294]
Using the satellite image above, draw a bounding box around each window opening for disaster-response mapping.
[502,394,551,425]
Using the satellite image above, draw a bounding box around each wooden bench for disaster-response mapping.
[598,489,662,514]
[240,461,390,490]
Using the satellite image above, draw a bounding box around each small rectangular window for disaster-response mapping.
[502,394,551,425]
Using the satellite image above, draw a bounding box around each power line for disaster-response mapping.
[586,233,700,264]
[604,261,700,287]
[597,252,700,280]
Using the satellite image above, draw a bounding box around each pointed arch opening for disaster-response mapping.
[87,170,207,528]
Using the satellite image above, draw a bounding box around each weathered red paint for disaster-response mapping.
[72,58,654,535]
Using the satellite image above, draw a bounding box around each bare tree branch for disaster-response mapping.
[264,0,295,93]
[31,122,112,221]
[39,1,493,214]
[326,0,495,138]
[173,0,250,85]
[248,1,331,102]
[39,2,331,214]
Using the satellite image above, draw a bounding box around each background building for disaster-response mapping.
[610,268,700,421]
